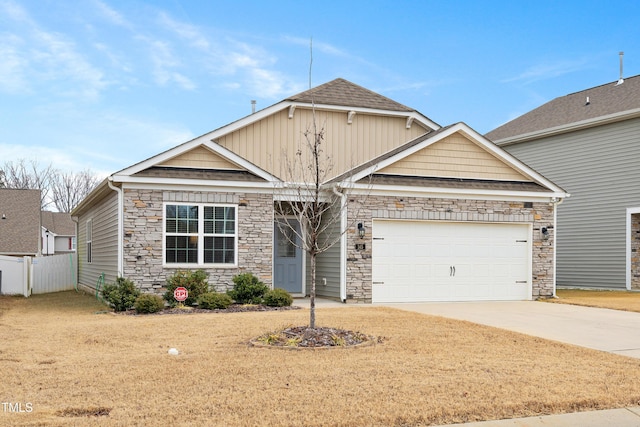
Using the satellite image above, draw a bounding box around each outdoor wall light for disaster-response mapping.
[357,222,365,239]
[541,227,549,240]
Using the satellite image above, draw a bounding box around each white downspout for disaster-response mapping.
[332,185,347,303]
[107,177,124,277]
[552,197,564,297]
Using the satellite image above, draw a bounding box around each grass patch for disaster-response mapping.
[2,291,640,426]
[546,289,640,313]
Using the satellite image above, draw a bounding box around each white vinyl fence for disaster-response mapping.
[0,253,77,297]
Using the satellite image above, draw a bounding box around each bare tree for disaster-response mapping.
[1,159,56,209]
[51,169,102,213]
[1,159,101,211]
[274,107,372,328]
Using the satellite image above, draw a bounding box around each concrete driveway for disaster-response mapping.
[379,300,640,359]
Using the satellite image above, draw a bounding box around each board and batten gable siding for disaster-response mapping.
[77,190,120,291]
[501,117,640,289]
[380,133,531,181]
[215,108,430,181]
[158,145,243,170]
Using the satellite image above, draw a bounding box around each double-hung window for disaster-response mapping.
[164,203,237,266]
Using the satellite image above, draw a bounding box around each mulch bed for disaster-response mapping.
[252,325,384,349]
[113,304,381,348]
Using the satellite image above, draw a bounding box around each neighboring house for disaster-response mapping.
[487,74,640,290]
[41,211,76,255]
[72,78,566,303]
[0,189,42,256]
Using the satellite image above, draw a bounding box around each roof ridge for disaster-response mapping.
[563,73,640,97]
[286,78,414,112]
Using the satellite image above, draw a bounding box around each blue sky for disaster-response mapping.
[1,0,639,177]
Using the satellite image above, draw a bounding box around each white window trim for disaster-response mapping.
[163,202,238,268]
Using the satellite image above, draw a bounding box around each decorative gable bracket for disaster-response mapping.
[406,116,414,129]
[347,110,356,124]
[288,105,296,119]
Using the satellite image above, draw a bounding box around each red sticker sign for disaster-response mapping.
[173,287,188,302]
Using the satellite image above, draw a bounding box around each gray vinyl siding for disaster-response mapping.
[502,117,640,289]
[308,204,341,299]
[315,240,341,299]
[77,191,119,291]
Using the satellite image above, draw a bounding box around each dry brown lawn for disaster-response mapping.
[546,289,640,312]
[2,291,640,426]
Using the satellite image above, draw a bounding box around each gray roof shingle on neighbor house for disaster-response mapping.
[0,188,41,255]
[286,78,415,112]
[486,74,640,143]
[41,211,75,236]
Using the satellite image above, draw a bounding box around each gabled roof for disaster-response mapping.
[334,122,567,197]
[41,211,75,236]
[487,74,640,144]
[286,78,414,112]
[0,188,41,256]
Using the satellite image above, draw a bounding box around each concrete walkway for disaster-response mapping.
[295,298,640,426]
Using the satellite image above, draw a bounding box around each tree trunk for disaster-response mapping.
[309,251,316,328]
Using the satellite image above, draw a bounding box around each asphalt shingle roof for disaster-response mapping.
[0,189,41,255]
[41,211,75,236]
[286,78,414,112]
[486,74,640,142]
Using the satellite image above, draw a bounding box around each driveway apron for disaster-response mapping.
[378,301,640,359]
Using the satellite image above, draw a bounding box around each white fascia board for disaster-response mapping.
[493,108,640,146]
[118,179,276,194]
[114,102,291,178]
[292,102,441,131]
[114,136,279,183]
[348,182,567,202]
[348,122,567,196]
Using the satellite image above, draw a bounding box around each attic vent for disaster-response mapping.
[585,96,590,106]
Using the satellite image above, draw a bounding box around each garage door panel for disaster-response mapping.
[372,220,531,303]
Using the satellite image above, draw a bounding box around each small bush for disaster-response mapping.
[134,294,165,314]
[197,292,233,310]
[263,288,293,307]
[163,270,209,306]
[102,277,140,312]
[228,273,269,304]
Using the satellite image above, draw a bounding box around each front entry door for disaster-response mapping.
[274,220,303,294]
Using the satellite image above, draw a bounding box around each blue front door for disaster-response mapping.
[274,220,303,294]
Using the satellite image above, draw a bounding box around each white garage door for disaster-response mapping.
[372,220,531,303]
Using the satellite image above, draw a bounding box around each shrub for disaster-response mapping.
[163,270,209,306]
[134,294,165,314]
[197,292,233,310]
[228,273,269,304]
[102,277,140,312]
[263,288,293,307]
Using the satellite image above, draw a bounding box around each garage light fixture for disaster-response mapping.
[357,222,365,239]
[541,227,549,240]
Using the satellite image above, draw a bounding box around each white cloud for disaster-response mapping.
[502,59,590,84]
[92,0,131,29]
[0,34,30,93]
[157,11,210,50]
[32,30,107,98]
[283,36,347,57]
[0,1,108,99]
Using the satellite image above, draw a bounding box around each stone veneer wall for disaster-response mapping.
[632,213,640,289]
[345,195,555,303]
[122,189,273,293]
